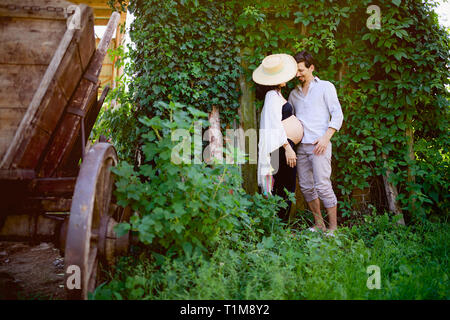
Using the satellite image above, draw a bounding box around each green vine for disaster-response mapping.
[106,0,449,222]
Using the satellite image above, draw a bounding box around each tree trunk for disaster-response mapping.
[382,153,405,225]
[208,105,223,163]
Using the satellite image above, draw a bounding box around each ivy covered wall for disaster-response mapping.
[108,0,449,222]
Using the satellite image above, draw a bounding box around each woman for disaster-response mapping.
[253,53,304,222]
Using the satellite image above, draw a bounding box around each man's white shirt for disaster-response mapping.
[288,76,344,144]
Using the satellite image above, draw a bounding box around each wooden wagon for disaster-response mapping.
[0,0,131,299]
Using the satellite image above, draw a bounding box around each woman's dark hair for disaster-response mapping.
[255,84,281,100]
[294,51,315,68]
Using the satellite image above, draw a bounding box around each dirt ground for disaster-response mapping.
[0,241,66,300]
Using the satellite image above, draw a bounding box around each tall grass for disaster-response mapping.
[92,214,449,300]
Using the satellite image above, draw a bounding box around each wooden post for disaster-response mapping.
[405,118,416,219]
[239,48,258,194]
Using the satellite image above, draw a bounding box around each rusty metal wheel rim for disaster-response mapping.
[64,143,117,300]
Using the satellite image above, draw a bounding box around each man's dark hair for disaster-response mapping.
[294,51,315,68]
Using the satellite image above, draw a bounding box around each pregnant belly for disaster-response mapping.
[282,116,304,145]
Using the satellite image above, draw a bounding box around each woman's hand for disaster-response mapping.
[284,144,297,168]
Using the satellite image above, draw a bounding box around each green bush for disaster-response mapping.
[112,101,286,256]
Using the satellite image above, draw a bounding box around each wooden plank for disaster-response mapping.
[54,39,83,101]
[34,83,67,135]
[0,134,15,162]
[0,108,25,160]
[39,198,72,212]
[86,85,109,140]
[0,108,26,131]
[85,12,120,79]
[70,0,112,8]
[93,18,110,26]
[57,86,109,176]
[0,65,47,109]
[0,4,93,169]
[0,81,67,170]
[82,15,119,107]
[70,0,129,11]
[92,8,114,17]
[0,68,44,161]
[0,0,71,21]
[17,126,51,169]
[0,16,66,65]
[0,198,72,216]
[39,114,82,177]
[5,45,79,170]
[0,169,35,180]
[77,12,96,70]
[0,23,76,169]
[3,0,74,6]
[39,83,98,177]
[29,177,76,196]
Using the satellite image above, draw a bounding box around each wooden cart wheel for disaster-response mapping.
[64,143,129,300]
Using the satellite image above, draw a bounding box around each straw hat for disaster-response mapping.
[252,54,297,86]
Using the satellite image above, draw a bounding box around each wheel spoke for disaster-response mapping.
[102,159,113,218]
[91,229,99,241]
[87,257,98,294]
[87,244,98,281]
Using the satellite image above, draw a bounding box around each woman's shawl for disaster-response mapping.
[257,90,288,187]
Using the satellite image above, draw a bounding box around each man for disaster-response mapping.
[288,51,344,235]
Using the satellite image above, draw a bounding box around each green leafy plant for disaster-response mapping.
[111,101,279,256]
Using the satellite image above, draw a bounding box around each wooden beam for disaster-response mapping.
[29,177,76,196]
[239,48,258,195]
[70,1,112,7]
[0,169,35,180]
[70,1,128,11]
[93,8,114,18]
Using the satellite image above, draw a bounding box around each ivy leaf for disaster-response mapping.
[114,222,131,237]
[392,0,401,7]
[187,106,209,118]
